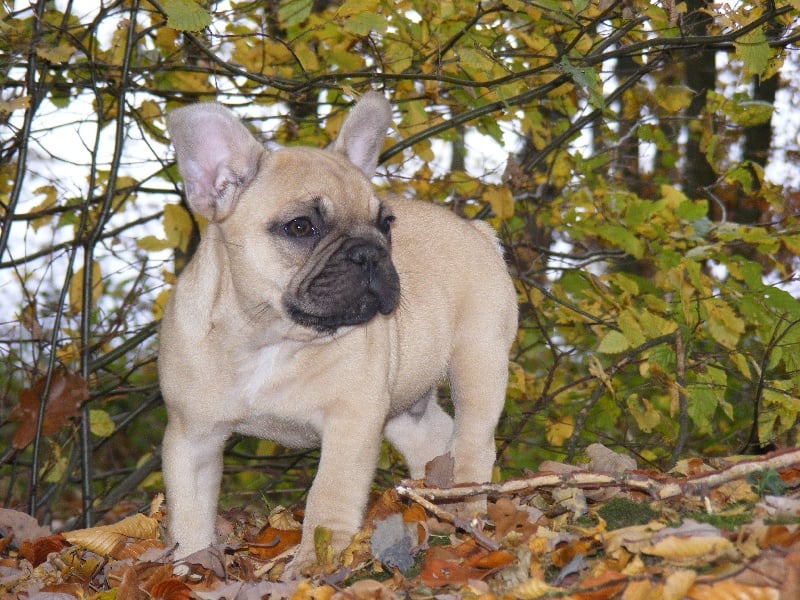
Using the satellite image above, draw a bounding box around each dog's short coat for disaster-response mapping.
[159,92,518,575]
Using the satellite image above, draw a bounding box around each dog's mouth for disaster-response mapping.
[284,237,400,333]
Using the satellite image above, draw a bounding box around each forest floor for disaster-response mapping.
[2,445,800,599]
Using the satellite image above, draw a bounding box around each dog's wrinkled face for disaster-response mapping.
[281,201,399,332]
[218,147,400,334]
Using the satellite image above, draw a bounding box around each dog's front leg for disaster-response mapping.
[163,422,227,558]
[285,413,384,577]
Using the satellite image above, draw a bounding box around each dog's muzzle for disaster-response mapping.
[286,237,400,332]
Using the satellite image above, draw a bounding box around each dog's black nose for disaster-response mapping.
[346,241,387,268]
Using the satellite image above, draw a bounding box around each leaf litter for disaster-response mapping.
[1,446,800,599]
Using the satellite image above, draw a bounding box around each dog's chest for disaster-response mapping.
[227,343,322,444]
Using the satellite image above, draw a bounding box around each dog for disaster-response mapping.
[158,92,518,575]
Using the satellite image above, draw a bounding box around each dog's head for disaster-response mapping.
[167,93,400,335]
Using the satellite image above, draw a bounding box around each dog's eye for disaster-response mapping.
[378,215,395,237]
[284,217,317,238]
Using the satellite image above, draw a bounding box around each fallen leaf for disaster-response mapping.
[488,497,541,540]
[370,514,415,572]
[332,579,400,599]
[643,534,734,566]
[62,513,161,558]
[572,569,627,600]
[150,578,193,600]
[0,508,53,545]
[419,554,487,588]
[247,527,301,559]
[622,579,662,600]
[507,576,561,599]
[19,534,68,567]
[425,453,454,488]
[585,443,637,473]
[687,580,779,600]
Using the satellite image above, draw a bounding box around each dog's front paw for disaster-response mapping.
[280,543,319,580]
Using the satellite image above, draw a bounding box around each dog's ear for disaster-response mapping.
[167,103,263,222]
[331,92,391,177]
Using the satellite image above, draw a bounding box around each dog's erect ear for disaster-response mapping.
[167,103,263,222]
[331,92,391,177]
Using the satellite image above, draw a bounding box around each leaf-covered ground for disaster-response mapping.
[2,446,800,599]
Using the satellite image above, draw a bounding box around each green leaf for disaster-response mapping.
[726,100,773,127]
[384,41,414,74]
[560,56,604,110]
[343,12,387,35]
[163,0,211,32]
[676,199,708,221]
[598,330,630,354]
[278,0,313,29]
[704,298,745,349]
[735,28,770,78]
[618,309,646,347]
[595,223,645,259]
[626,394,661,433]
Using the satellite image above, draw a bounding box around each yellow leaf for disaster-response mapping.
[36,44,76,63]
[482,185,514,220]
[703,298,745,349]
[63,513,160,556]
[0,95,30,115]
[654,85,693,113]
[643,534,734,565]
[69,263,103,314]
[546,415,573,446]
[163,203,194,252]
[664,569,696,599]
[152,288,172,321]
[30,185,58,232]
[508,577,560,599]
[687,581,778,600]
[89,409,115,437]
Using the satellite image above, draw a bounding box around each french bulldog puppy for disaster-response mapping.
[159,92,518,575]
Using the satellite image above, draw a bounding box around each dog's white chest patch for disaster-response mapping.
[238,343,282,404]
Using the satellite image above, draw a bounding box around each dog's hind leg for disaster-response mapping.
[384,390,454,480]
[445,338,510,517]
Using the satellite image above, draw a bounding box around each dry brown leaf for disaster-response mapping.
[19,534,68,567]
[114,564,142,599]
[489,497,541,540]
[62,513,160,557]
[687,580,779,600]
[621,579,662,600]
[604,523,667,555]
[289,581,335,600]
[268,505,302,530]
[333,579,400,600]
[572,569,627,600]
[643,534,734,566]
[150,578,193,600]
[585,443,637,473]
[507,577,561,599]
[9,370,88,449]
[466,548,516,569]
[757,524,800,549]
[247,526,302,559]
[663,569,696,600]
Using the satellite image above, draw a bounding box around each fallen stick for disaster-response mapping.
[397,447,800,503]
